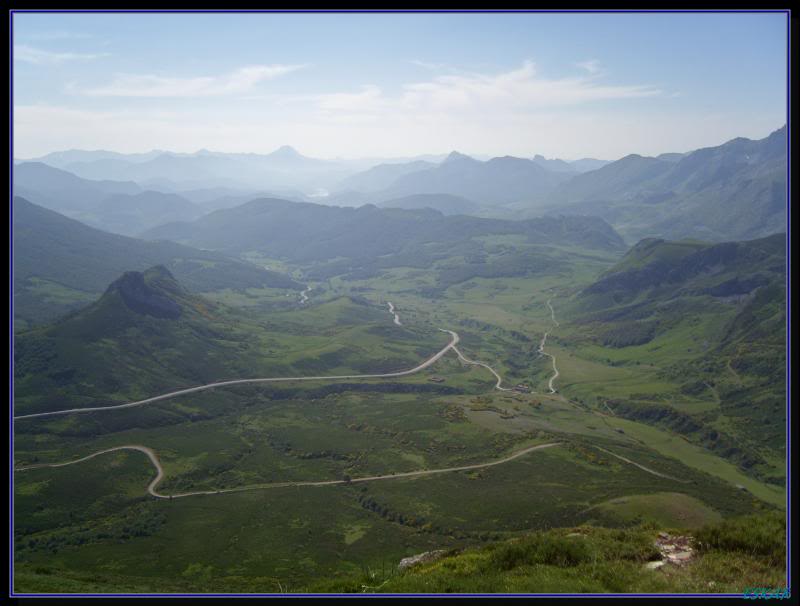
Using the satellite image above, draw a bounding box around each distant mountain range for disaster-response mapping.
[360,151,575,207]
[16,125,786,245]
[12,197,301,329]
[19,146,610,205]
[12,162,305,235]
[332,154,607,196]
[333,160,438,193]
[21,146,354,192]
[143,197,626,263]
[377,193,481,215]
[14,161,142,213]
[530,154,609,173]
[13,162,205,236]
[546,126,787,243]
[566,158,611,173]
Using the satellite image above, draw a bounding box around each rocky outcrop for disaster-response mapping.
[107,267,183,319]
[645,532,695,570]
[398,550,450,572]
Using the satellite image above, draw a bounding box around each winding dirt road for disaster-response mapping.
[538,298,560,394]
[14,330,462,421]
[453,346,512,391]
[15,298,563,421]
[594,446,692,484]
[387,301,402,326]
[16,445,165,497]
[15,442,562,500]
[14,297,685,496]
[546,298,560,328]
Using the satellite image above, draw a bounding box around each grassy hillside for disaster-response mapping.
[559,233,786,485]
[12,218,786,595]
[14,511,785,594]
[306,511,785,594]
[12,197,301,329]
[13,266,445,418]
[14,400,772,594]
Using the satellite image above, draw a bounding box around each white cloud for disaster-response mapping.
[14,44,108,65]
[81,64,307,97]
[12,60,781,161]
[575,59,602,74]
[316,60,660,117]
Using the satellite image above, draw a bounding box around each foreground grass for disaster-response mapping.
[14,509,785,595]
[306,511,787,594]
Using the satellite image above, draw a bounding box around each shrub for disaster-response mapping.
[695,511,786,566]
[489,534,594,570]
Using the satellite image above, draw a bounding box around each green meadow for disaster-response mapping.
[13,239,786,592]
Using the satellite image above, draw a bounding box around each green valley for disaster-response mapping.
[13,225,787,593]
[10,19,789,593]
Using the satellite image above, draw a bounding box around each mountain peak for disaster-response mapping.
[443,151,476,163]
[104,266,186,319]
[270,145,304,160]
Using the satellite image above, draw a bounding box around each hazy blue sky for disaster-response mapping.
[12,11,788,160]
